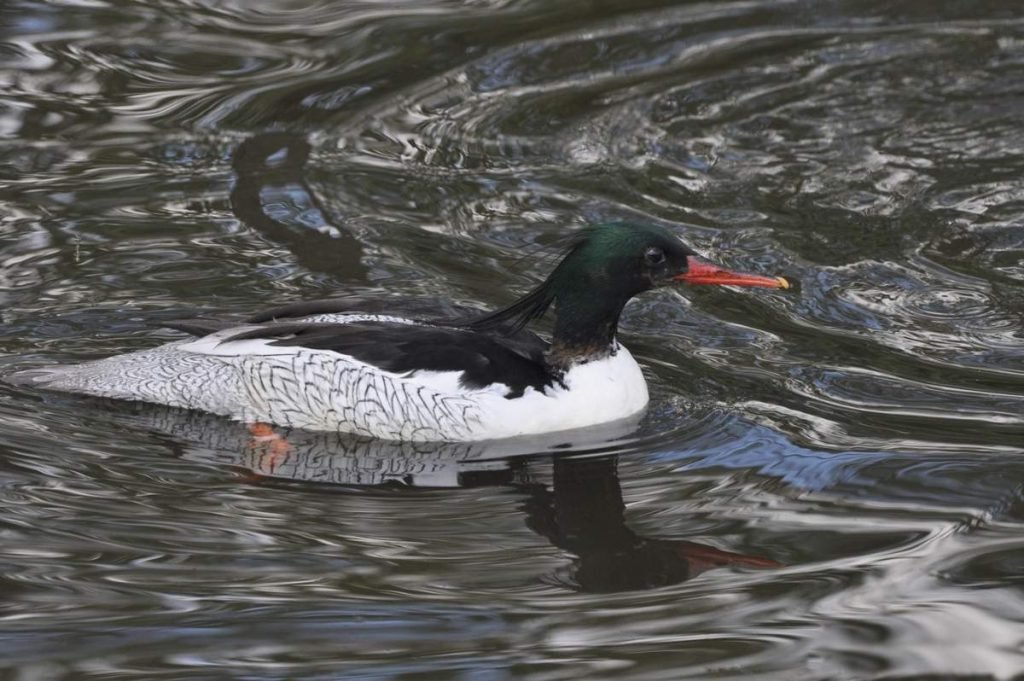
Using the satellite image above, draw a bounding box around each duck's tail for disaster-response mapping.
[7,344,241,415]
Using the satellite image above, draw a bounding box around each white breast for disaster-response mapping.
[467,343,649,440]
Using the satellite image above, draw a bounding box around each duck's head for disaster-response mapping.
[550,222,789,298]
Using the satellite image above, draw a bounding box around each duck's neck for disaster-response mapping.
[546,290,628,369]
[459,265,634,369]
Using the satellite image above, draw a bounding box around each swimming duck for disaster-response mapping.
[15,223,788,441]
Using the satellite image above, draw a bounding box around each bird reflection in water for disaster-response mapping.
[139,406,780,593]
[524,455,780,592]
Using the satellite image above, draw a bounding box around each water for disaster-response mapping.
[1,0,1023,678]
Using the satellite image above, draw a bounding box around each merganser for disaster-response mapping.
[12,223,789,441]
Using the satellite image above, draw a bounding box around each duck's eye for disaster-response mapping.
[644,247,666,266]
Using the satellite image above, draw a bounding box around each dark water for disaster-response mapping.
[2,0,1023,678]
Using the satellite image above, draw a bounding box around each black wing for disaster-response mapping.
[224,322,556,398]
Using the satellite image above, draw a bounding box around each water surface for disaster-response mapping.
[1,0,1023,678]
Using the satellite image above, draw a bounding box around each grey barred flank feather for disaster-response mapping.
[16,340,486,441]
[235,350,483,440]
[18,342,244,413]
